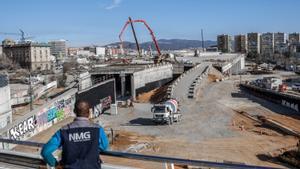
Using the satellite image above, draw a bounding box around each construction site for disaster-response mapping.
[0,17,300,169]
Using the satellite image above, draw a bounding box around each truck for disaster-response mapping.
[151,99,182,125]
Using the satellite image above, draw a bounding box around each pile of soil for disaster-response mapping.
[136,85,168,103]
[111,130,156,151]
[208,67,223,82]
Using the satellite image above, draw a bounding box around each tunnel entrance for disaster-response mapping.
[91,74,132,100]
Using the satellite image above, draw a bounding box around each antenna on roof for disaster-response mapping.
[201,29,204,50]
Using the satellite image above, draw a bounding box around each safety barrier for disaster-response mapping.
[187,65,210,99]
[0,138,280,169]
[166,64,203,99]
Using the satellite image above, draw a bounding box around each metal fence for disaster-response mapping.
[0,138,281,169]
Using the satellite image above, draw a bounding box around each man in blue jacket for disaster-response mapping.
[41,100,109,169]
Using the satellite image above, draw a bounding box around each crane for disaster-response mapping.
[119,17,162,63]
[0,29,34,42]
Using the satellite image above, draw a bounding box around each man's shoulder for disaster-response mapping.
[60,120,101,130]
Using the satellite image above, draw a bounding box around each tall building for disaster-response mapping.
[49,40,67,60]
[274,32,286,53]
[288,33,300,45]
[217,34,232,53]
[247,33,261,54]
[0,73,12,129]
[260,32,274,55]
[2,40,52,71]
[234,35,247,53]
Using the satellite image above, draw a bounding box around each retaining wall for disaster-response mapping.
[0,88,78,144]
[241,84,300,113]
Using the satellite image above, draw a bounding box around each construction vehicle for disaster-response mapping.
[119,17,165,64]
[119,17,180,64]
[151,99,182,125]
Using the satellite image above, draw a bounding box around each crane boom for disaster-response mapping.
[0,29,33,42]
[128,17,142,57]
[119,18,162,60]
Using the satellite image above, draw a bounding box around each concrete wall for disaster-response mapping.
[0,88,77,143]
[131,64,173,99]
[0,75,12,129]
[78,72,92,91]
[133,64,173,89]
[221,55,245,74]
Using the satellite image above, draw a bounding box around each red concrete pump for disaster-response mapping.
[119,17,162,63]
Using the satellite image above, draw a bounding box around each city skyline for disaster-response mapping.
[1,0,300,46]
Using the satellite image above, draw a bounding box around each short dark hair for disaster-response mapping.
[74,100,90,117]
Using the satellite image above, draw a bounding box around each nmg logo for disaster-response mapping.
[69,131,91,142]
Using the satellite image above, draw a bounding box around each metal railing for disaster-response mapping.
[0,138,281,169]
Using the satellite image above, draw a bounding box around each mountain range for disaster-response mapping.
[106,39,217,50]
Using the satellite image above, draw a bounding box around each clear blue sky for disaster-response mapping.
[1,0,299,46]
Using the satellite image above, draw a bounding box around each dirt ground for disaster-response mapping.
[103,71,300,169]
[103,114,298,168]
[136,85,168,104]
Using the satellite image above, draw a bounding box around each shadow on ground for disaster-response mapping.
[231,87,300,120]
[122,118,157,126]
[256,154,295,169]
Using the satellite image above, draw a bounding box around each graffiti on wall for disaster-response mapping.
[8,95,75,140]
[92,96,112,118]
[9,116,36,140]
[76,79,116,118]
[282,99,299,112]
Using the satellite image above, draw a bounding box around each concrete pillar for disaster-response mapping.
[131,75,136,101]
[120,73,126,97]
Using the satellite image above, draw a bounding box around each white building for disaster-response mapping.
[0,73,12,129]
[95,47,106,56]
[77,50,93,57]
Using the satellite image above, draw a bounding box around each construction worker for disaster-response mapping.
[41,100,109,169]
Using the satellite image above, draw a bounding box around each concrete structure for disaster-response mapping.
[78,71,92,91]
[0,74,12,129]
[289,33,300,45]
[91,64,173,99]
[217,54,245,75]
[274,32,286,53]
[48,40,67,60]
[176,53,245,75]
[217,34,232,53]
[234,35,247,53]
[247,33,261,54]
[0,88,77,143]
[0,46,2,55]
[96,47,106,56]
[261,32,274,56]
[2,40,52,71]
